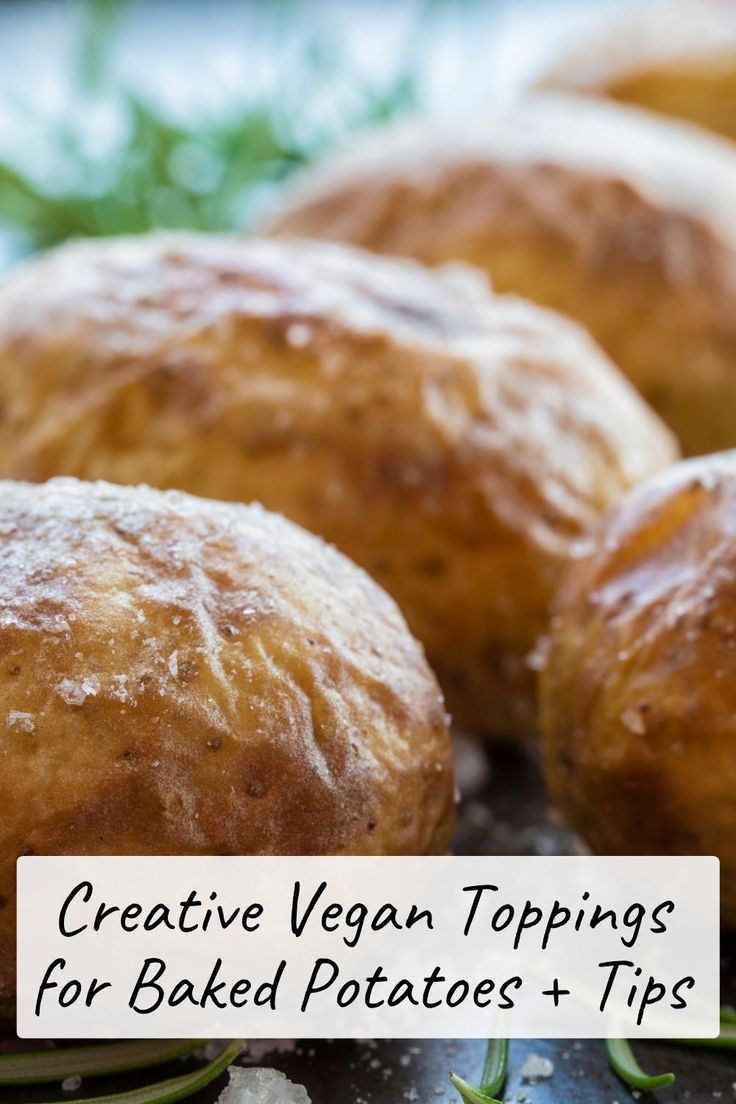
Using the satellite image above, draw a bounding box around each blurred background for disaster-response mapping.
[0,0,635,267]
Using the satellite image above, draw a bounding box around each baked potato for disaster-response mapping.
[0,233,676,737]
[540,452,736,923]
[540,0,736,143]
[268,93,736,456]
[0,476,453,1016]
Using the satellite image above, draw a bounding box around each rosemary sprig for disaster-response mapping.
[606,1039,675,1093]
[0,0,423,253]
[449,1038,508,1104]
[0,1039,206,1086]
[32,1038,244,1104]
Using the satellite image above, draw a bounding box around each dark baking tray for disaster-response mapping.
[4,742,733,1103]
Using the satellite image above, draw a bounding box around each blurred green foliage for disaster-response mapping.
[0,0,425,251]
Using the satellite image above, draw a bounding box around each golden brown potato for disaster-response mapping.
[540,451,736,924]
[0,476,453,1016]
[269,93,736,456]
[539,0,736,143]
[0,233,676,738]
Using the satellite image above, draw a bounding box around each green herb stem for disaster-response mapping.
[449,1038,508,1104]
[31,1038,244,1104]
[606,1039,675,1092]
[0,0,426,252]
[0,1039,207,1086]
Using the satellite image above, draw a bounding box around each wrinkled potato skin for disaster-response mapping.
[540,0,736,143]
[269,94,736,456]
[540,453,736,923]
[0,477,453,1017]
[0,234,676,737]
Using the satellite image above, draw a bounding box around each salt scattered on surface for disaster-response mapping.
[56,675,100,706]
[111,674,130,703]
[5,710,35,732]
[520,1054,554,1082]
[216,1067,310,1104]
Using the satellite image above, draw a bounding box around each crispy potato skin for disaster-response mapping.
[0,477,453,1016]
[0,234,676,737]
[539,0,736,143]
[269,94,736,456]
[540,453,736,924]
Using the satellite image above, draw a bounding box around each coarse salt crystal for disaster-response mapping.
[56,675,100,706]
[520,1053,554,1082]
[216,1067,310,1104]
[6,711,35,733]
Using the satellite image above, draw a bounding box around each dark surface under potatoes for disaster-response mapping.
[3,740,734,1104]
